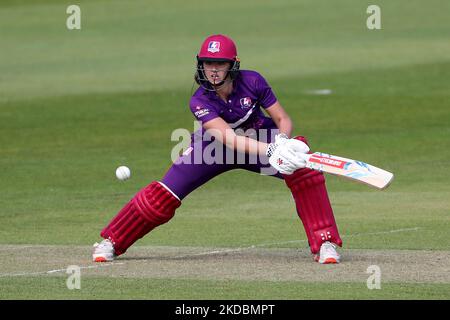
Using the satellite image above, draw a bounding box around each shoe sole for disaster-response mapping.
[321,257,339,264]
[94,257,108,263]
[313,255,340,264]
[93,254,115,263]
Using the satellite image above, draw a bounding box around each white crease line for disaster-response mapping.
[0,227,421,275]
[0,245,38,252]
[341,227,421,239]
[172,227,421,259]
[0,228,420,253]
[0,262,125,278]
[0,245,76,252]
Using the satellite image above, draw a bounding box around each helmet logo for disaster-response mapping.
[207,41,220,53]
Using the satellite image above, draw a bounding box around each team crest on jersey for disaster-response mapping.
[240,97,253,109]
[207,41,220,53]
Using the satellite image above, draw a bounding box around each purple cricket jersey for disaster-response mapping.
[189,70,278,131]
[160,70,282,200]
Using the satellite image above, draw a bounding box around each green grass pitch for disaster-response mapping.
[0,0,449,300]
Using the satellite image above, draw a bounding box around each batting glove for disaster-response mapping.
[266,135,310,175]
[266,133,289,158]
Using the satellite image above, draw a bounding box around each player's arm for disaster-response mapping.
[202,118,268,156]
[264,101,293,137]
[203,116,308,174]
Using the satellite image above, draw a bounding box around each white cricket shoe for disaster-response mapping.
[314,241,340,264]
[92,239,116,262]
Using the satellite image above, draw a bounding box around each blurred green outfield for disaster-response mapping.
[0,0,449,299]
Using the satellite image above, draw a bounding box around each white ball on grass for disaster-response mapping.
[115,166,131,181]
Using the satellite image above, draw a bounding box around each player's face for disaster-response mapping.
[203,61,231,85]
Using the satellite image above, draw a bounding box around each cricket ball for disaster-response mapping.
[115,166,131,181]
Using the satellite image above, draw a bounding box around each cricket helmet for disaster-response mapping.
[195,34,240,89]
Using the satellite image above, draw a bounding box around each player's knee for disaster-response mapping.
[284,167,325,190]
[132,181,181,224]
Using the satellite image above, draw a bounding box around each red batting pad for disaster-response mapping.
[284,164,342,254]
[101,181,181,255]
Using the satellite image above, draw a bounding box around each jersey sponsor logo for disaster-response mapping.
[207,41,220,53]
[240,97,253,109]
[194,107,210,118]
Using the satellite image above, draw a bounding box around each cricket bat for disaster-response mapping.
[299,152,394,190]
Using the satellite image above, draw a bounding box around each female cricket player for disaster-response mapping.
[93,34,342,264]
